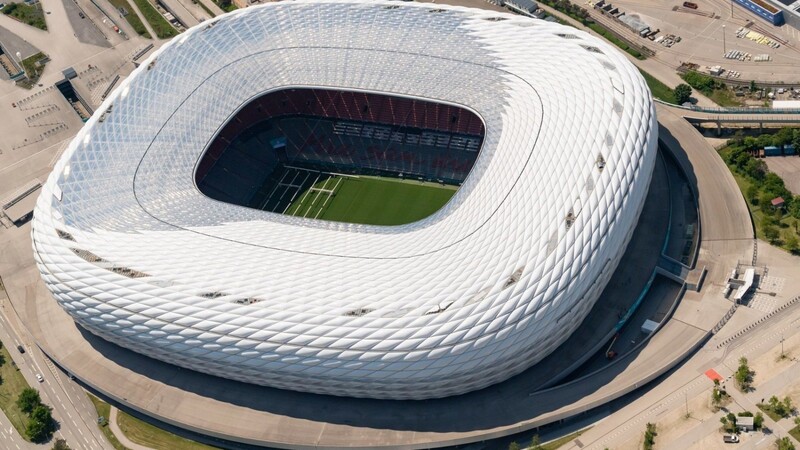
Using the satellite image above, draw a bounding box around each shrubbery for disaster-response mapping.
[15,388,54,442]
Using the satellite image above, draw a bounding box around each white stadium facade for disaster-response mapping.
[32,0,657,400]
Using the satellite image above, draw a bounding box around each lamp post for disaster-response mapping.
[723,24,727,56]
[781,332,785,357]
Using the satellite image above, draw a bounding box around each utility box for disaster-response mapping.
[641,319,659,334]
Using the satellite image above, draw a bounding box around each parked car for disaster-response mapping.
[79,11,85,18]
[723,434,739,443]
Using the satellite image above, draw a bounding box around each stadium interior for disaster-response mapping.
[194,88,485,219]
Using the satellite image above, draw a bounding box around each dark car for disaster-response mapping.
[17,345,25,353]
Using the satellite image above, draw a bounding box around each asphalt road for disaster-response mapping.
[60,0,111,48]
[0,291,111,450]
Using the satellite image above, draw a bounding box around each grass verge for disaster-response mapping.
[87,394,128,450]
[756,403,784,422]
[718,145,800,249]
[587,23,644,60]
[542,429,589,449]
[1,3,46,30]
[106,0,152,38]
[790,425,800,442]
[129,0,178,39]
[116,410,218,449]
[708,89,744,107]
[0,343,33,439]
[286,176,456,226]
[638,68,675,104]
[194,0,215,17]
[18,52,48,87]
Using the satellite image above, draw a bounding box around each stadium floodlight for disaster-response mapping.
[32,0,657,399]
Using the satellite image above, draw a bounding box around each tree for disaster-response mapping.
[750,80,758,92]
[743,136,759,151]
[783,396,793,415]
[793,129,800,151]
[774,128,795,147]
[674,84,692,104]
[530,434,543,450]
[52,438,71,450]
[784,232,798,252]
[757,133,775,149]
[26,404,55,442]
[16,388,41,414]
[747,185,760,204]
[508,441,520,450]
[754,412,764,429]
[764,225,780,244]
[777,436,796,450]
[643,423,657,450]
[735,357,753,391]
[745,158,767,181]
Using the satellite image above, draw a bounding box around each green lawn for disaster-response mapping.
[116,410,218,450]
[542,429,589,449]
[129,0,178,39]
[587,22,645,60]
[87,394,128,450]
[1,3,46,30]
[194,0,215,17]
[718,146,800,249]
[756,403,785,422]
[19,52,47,86]
[0,343,33,439]
[790,425,800,442]
[708,89,744,107]
[286,176,457,226]
[639,68,675,104]
[105,0,151,38]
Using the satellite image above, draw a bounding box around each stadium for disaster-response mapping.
[32,0,657,400]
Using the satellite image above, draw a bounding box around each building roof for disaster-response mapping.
[32,0,657,400]
[772,197,785,206]
[738,416,754,426]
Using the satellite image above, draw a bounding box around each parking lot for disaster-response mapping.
[586,0,800,83]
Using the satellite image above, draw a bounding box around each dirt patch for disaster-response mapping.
[751,332,800,389]
[656,394,716,444]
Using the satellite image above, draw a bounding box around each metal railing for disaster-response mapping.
[655,98,800,115]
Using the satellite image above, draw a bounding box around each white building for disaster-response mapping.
[32,0,657,400]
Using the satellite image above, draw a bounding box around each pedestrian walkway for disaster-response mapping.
[109,407,155,450]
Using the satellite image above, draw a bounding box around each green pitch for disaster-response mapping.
[286,175,457,226]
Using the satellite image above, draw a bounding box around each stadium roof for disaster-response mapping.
[33,0,657,399]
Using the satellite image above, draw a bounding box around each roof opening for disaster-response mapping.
[195,88,485,226]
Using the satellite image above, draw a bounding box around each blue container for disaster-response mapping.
[764,145,781,156]
[732,0,785,25]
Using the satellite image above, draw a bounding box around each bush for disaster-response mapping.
[129,0,178,39]
[682,71,724,94]
[26,404,55,442]
[52,437,71,449]
[643,423,657,450]
[16,388,41,414]
[735,357,753,391]
[1,3,47,30]
[674,84,692,104]
[754,412,764,429]
[777,436,795,450]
